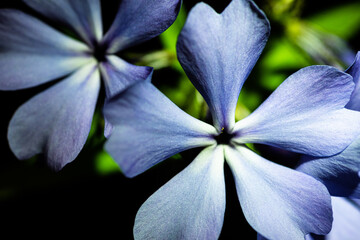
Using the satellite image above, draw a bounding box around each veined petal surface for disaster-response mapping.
[103,0,181,53]
[225,145,332,240]
[177,0,270,131]
[134,146,225,240]
[233,66,360,157]
[327,197,360,240]
[8,62,100,171]
[103,82,217,177]
[100,55,153,99]
[100,55,153,137]
[0,10,91,90]
[305,198,360,240]
[297,136,360,198]
[346,51,360,111]
[24,0,103,46]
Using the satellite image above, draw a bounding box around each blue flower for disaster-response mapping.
[297,52,360,198]
[1,0,181,170]
[104,0,360,239]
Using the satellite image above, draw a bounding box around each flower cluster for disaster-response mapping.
[1,0,360,239]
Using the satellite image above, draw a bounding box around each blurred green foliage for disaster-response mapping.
[307,2,360,39]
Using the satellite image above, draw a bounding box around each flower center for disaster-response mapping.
[93,43,108,62]
[214,128,234,145]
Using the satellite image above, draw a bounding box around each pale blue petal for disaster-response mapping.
[99,55,153,99]
[225,145,332,240]
[104,82,217,177]
[306,198,360,240]
[297,136,360,198]
[103,0,181,53]
[326,197,360,240]
[99,55,153,137]
[233,66,360,157]
[257,234,267,240]
[346,51,360,111]
[177,0,270,131]
[8,62,100,171]
[134,146,225,240]
[24,0,103,46]
[0,10,91,90]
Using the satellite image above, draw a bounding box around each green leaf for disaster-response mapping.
[238,90,262,112]
[261,38,310,70]
[258,38,310,90]
[158,6,187,71]
[259,71,288,91]
[307,3,360,39]
[95,150,121,175]
[161,76,207,120]
[159,6,187,52]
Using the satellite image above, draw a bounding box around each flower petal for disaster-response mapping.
[24,0,103,46]
[233,65,360,157]
[8,62,100,171]
[256,234,267,240]
[0,10,91,90]
[99,55,153,137]
[224,145,332,240]
[99,55,153,99]
[346,51,360,111]
[103,0,181,53]
[326,197,360,240]
[134,146,225,240]
[177,0,270,131]
[103,81,217,177]
[305,198,360,240]
[297,136,360,198]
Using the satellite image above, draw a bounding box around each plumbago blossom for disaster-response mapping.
[0,0,180,170]
[103,0,360,239]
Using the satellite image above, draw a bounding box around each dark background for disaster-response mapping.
[0,0,359,238]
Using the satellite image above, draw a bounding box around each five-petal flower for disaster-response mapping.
[103,0,360,239]
[1,0,181,170]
